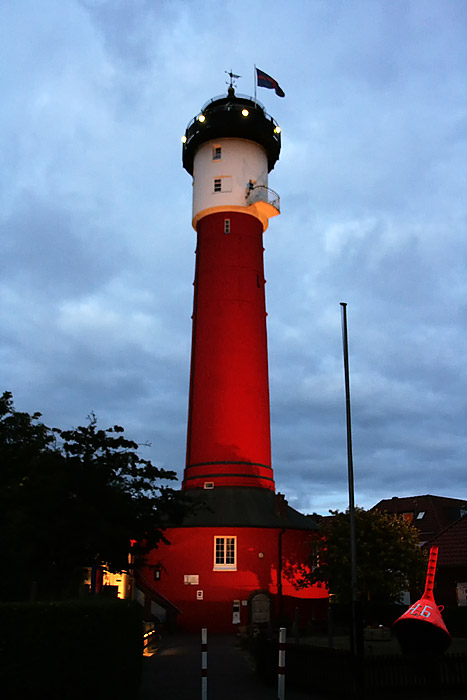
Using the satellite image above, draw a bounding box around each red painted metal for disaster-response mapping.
[393,546,451,655]
[183,211,274,491]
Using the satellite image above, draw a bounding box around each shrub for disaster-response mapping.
[0,599,143,699]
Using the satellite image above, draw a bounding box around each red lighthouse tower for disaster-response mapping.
[138,81,327,632]
[183,83,280,492]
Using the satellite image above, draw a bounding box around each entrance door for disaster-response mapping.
[250,592,270,625]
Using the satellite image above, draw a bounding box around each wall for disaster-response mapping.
[139,525,328,632]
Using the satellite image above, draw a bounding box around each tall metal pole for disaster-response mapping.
[340,303,362,661]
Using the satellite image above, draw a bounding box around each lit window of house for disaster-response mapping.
[214,536,236,570]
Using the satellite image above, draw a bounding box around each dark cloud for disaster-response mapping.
[0,194,124,297]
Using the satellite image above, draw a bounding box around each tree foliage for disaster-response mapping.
[0,391,187,601]
[301,508,427,604]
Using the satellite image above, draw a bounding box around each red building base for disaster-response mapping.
[137,488,327,632]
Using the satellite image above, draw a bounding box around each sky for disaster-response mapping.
[1,0,466,515]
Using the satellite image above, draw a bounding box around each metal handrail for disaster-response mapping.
[201,93,266,111]
[185,94,280,133]
[246,184,280,213]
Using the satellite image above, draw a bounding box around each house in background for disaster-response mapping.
[424,514,467,606]
[372,494,467,606]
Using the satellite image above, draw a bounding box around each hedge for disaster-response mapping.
[0,599,143,699]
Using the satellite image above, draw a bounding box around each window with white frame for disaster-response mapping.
[213,176,232,193]
[214,536,236,570]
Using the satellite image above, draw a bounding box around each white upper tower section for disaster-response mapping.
[182,88,281,232]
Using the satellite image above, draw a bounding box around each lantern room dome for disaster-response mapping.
[182,87,281,176]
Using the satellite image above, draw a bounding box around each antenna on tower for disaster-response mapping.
[225,69,241,93]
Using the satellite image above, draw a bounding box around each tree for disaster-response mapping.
[294,508,426,604]
[0,391,187,601]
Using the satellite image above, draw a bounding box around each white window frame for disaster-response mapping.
[213,176,232,193]
[214,536,237,571]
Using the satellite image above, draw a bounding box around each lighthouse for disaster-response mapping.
[182,83,280,492]
[138,80,327,632]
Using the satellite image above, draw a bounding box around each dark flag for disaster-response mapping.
[256,68,285,97]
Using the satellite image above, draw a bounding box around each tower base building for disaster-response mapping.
[140,489,327,632]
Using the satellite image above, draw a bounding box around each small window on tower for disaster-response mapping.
[213,176,232,193]
[213,146,222,160]
[224,219,230,234]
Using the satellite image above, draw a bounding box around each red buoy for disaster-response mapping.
[393,546,451,655]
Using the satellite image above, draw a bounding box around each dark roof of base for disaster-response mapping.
[169,487,319,531]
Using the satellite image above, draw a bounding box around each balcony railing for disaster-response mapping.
[246,185,280,214]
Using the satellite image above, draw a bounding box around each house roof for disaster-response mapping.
[372,495,467,543]
[165,487,319,531]
[425,514,467,567]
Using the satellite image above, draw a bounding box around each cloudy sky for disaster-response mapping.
[1,0,466,515]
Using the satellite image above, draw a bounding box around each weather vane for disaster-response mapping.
[225,69,241,90]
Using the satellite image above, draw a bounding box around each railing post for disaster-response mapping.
[278,627,286,700]
[201,627,207,700]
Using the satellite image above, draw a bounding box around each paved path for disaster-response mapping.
[138,633,322,700]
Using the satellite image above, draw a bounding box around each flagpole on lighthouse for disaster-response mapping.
[254,64,257,102]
